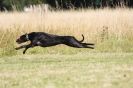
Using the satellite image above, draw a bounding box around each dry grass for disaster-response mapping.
[0,9,133,88]
[0,8,133,56]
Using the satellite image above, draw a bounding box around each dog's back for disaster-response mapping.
[16,32,94,54]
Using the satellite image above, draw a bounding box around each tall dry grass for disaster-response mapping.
[0,8,133,56]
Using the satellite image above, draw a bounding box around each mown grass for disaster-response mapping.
[0,8,133,56]
[0,53,133,88]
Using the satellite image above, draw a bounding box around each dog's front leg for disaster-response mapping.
[23,44,33,54]
[15,45,27,50]
[15,44,32,54]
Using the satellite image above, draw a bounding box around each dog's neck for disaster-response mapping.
[26,32,36,41]
[26,34,30,41]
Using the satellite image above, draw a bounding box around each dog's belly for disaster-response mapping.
[39,40,62,47]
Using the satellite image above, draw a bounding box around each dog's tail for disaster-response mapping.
[79,34,84,42]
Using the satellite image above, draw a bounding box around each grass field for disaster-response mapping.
[0,8,133,88]
[0,53,133,88]
[0,8,133,56]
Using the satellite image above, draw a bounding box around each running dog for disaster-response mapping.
[15,32,94,54]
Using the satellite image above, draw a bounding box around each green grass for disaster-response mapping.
[0,53,133,88]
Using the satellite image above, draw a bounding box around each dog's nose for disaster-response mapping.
[16,39,19,42]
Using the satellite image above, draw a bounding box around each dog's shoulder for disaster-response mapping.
[28,32,45,36]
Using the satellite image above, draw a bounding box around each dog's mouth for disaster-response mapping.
[16,41,22,44]
[16,39,23,44]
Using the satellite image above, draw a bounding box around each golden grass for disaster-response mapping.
[0,8,133,55]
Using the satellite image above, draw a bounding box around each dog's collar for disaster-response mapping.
[26,34,30,41]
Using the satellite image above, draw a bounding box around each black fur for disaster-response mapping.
[15,32,94,54]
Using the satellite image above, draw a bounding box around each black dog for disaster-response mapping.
[15,32,94,54]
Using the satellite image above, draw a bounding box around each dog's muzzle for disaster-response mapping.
[16,39,23,44]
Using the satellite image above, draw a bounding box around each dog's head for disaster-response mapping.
[16,33,29,44]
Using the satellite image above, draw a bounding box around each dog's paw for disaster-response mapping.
[23,51,26,54]
[91,47,94,49]
[15,47,19,50]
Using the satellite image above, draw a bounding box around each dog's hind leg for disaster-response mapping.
[65,38,94,49]
[82,44,94,49]
[65,42,94,49]
[65,42,84,48]
[82,43,95,45]
[64,38,85,48]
